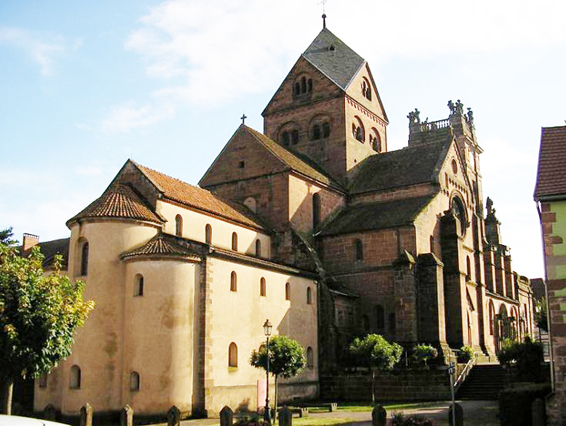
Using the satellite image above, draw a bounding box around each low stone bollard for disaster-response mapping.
[44,404,57,421]
[220,406,233,426]
[279,406,292,426]
[79,403,93,426]
[328,403,338,412]
[448,402,463,426]
[168,405,181,426]
[371,405,387,426]
[121,404,133,426]
[532,398,545,426]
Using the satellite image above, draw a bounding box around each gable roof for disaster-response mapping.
[67,184,163,226]
[20,237,70,269]
[319,195,435,236]
[135,161,268,230]
[534,125,566,200]
[350,140,451,194]
[302,28,365,91]
[244,126,344,191]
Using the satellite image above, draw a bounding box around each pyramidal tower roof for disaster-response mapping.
[302,27,365,90]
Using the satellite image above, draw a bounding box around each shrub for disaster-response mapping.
[412,344,438,367]
[391,412,434,426]
[497,337,544,381]
[458,345,475,363]
[499,382,551,426]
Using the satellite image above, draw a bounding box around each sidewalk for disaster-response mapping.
[172,400,499,426]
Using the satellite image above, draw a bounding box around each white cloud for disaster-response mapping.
[101,100,175,133]
[0,27,67,75]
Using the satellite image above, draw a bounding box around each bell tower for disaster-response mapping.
[262,22,388,185]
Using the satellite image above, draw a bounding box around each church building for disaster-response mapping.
[32,22,533,417]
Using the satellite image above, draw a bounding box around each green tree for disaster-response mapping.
[534,298,548,332]
[349,334,403,404]
[0,228,94,414]
[250,335,306,419]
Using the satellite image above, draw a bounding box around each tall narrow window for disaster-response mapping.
[175,214,183,236]
[466,256,471,281]
[232,232,238,251]
[311,124,321,140]
[307,287,312,305]
[70,365,81,389]
[291,130,299,145]
[313,193,321,228]
[282,132,290,146]
[80,242,89,276]
[285,282,290,301]
[134,274,144,296]
[205,224,212,244]
[230,271,237,292]
[130,372,140,391]
[322,122,331,138]
[228,343,238,367]
[260,277,267,297]
[301,77,307,93]
[255,239,262,258]
[307,347,314,369]
[354,239,363,261]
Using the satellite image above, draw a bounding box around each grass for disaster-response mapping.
[308,401,441,413]
[293,418,359,426]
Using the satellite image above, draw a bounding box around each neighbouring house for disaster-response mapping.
[534,125,566,425]
[32,21,534,418]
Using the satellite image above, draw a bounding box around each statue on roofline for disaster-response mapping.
[467,107,474,124]
[407,108,421,124]
[448,99,465,116]
[486,197,495,216]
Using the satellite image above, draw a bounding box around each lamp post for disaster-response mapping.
[263,319,272,424]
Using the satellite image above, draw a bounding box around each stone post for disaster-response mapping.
[120,404,133,426]
[371,405,386,426]
[168,405,181,426]
[278,406,292,426]
[219,406,233,426]
[448,402,463,426]
[79,403,93,426]
[43,404,57,421]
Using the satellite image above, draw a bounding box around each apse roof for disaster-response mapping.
[534,125,566,200]
[121,233,200,261]
[302,27,365,90]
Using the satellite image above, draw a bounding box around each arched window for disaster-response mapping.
[307,286,312,305]
[38,374,47,388]
[352,117,365,142]
[308,79,313,92]
[375,305,385,330]
[369,129,381,152]
[130,372,140,391]
[361,77,372,100]
[205,224,212,244]
[311,124,321,140]
[232,232,238,251]
[134,274,144,296]
[291,130,299,145]
[230,271,237,292]
[451,197,467,235]
[255,239,262,258]
[313,193,321,228]
[307,347,314,369]
[285,282,290,300]
[282,131,290,146]
[228,343,238,367]
[301,77,307,93]
[175,214,183,236]
[80,241,89,276]
[260,277,267,297]
[70,365,81,389]
[322,122,331,138]
[294,82,301,95]
[489,301,495,335]
[354,239,363,261]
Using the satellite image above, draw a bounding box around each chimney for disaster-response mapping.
[22,233,39,252]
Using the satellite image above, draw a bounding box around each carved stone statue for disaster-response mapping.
[486,197,494,215]
[448,100,456,114]
[407,108,421,124]
[466,107,474,123]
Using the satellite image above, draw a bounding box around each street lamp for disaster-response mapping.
[263,319,272,424]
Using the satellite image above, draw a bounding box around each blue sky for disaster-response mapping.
[1,0,565,279]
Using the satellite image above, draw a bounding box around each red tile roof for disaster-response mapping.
[535,126,566,200]
[135,162,267,230]
[68,184,163,225]
[121,233,200,261]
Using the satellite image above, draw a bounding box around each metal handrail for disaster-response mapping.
[454,356,476,390]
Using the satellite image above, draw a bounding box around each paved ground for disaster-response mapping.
[170,400,499,426]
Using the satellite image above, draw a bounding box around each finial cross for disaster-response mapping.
[240,113,247,124]
[319,0,328,28]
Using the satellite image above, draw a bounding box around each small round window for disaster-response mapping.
[451,159,458,175]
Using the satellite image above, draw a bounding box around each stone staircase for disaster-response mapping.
[456,364,506,400]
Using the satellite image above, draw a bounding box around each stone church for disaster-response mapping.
[31,23,533,417]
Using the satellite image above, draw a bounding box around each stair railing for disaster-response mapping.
[454,354,477,392]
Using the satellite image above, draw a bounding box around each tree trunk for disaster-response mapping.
[274,375,278,421]
[371,370,376,405]
[0,374,14,415]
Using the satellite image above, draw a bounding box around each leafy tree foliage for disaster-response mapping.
[534,298,548,332]
[0,229,94,414]
[349,334,402,403]
[250,335,306,419]
[497,336,544,382]
[412,343,438,367]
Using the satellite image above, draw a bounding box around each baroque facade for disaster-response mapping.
[32,24,533,417]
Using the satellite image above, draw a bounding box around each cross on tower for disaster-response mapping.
[240,113,247,124]
[319,0,328,28]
